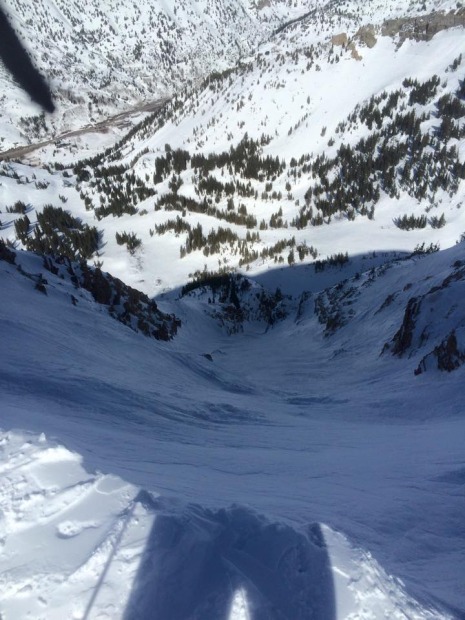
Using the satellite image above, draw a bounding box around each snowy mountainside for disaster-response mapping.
[1,237,465,617]
[0,433,447,620]
[2,0,465,298]
[178,240,465,378]
[0,241,181,340]
[0,0,325,151]
[0,0,461,151]
[2,2,465,617]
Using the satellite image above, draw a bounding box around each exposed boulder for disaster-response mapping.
[391,297,421,356]
[331,32,348,46]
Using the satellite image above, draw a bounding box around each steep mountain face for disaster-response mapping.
[1,3,465,617]
[179,241,465,380]
[1,235,465,618]
[0,0,320,149]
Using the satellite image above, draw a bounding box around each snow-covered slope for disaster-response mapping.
[1,0,463,151]
[2,0,464,298]
[2,1,465,618]
[0,430,452,620]
[0,0,326,150]
[1,240,465,618]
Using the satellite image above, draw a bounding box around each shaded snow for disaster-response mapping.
[1,246,464,617]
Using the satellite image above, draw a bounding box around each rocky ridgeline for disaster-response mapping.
[332,9,465,57]
[382,8,465,44]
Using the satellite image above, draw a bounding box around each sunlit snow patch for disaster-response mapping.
[0,430,156,620]
[322,525,452,620]
[229,587,251,620]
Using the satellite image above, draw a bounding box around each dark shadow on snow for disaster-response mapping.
[155,249,410,302]
[123,494,336,620]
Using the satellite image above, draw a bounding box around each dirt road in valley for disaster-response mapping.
[0,98,169,162]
